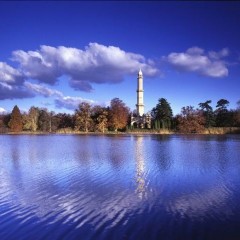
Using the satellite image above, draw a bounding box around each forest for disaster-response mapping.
[0,97,240,134]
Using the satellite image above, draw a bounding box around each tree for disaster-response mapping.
[237,100,240,111]
[0,113,10,133]
[236,100,240,126]
[23,106,39,132]
[50,112,62,132]
[198,100,215,127]
[108,98,130,131]
[75,102,93,132]
[92,105,108,133]
[56,113,74,130]
[215,99,230,127]
[216,99,229,110]
[8,105,23,132]
[38,109,51,132]
[176,106,205,133]
[151,98,173,129]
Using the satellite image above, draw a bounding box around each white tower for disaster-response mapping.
[136,69,144,116]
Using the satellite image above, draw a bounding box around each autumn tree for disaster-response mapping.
[151,98,173,129]
[8,105,23,132]
[92,105,108,133]
[23,106,39,132]
[108,98,130,131]
[176,106,205,133]
[75,102,93,132]
[198,100,215,127]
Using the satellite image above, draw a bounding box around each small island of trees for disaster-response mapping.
[0,97,240,134]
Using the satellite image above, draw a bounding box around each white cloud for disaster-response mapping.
[12,43,159,91]
[186,47,205,55]
[24,82,63,98]
[25,82,96,110]
[11,49,60,84]
[167,47,229,78]
[69,79,94,92]
[208,48,229,60]
[0,107,6,114]
[55,96,96,110]
[1,42,159,100]
[0,62,23,84]
[0,43,232,103]
[0,82,34,100]
[0,62,33,99]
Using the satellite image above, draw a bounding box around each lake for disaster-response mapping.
[0,134,240,240]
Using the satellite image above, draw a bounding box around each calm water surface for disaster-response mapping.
[0,134,240,240]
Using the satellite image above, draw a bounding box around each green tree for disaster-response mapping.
[216,99,229,110]
[237,100,240,110]
[151,98,173,129]
[108,98,130,131]
[0,113,10,133]
[236,100,240,126]
[50,112,61,132]
[215,99,230,127]
[56,113,74,130]
[38,109,51,132]
[75,102,93,132]
[8,105,23,132]
[198,100,215,127]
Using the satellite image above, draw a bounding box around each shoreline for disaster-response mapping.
[1,127,240,136]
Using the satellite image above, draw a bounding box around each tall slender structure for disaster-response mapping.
[136,69,144,116]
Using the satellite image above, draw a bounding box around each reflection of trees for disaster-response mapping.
[153,135,171,142]
[134,136,146,199]
[11,136,21,170]
[74,135,93,165]
[150,135,173,171]
[109,141,125,168]
[9,136,25,193]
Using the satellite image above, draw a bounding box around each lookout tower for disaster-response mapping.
[136,69,144,116]
[131,70,151,129]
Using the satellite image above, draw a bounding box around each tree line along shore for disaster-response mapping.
[1,97,240,135]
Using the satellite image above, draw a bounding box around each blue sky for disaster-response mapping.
[0,1,239,115]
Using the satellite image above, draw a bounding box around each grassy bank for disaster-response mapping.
[127,127,240,134]
[1,127,240,135]
[202,127,240,134]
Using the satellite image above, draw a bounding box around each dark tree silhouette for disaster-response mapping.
[198,100,215,127]
[38,109,49,132]
[151,98,173,129]
[215,99,230,127]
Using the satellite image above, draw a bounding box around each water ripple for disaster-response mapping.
[0,135,240,240]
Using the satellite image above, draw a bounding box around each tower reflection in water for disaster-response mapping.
[134,136,147,200]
